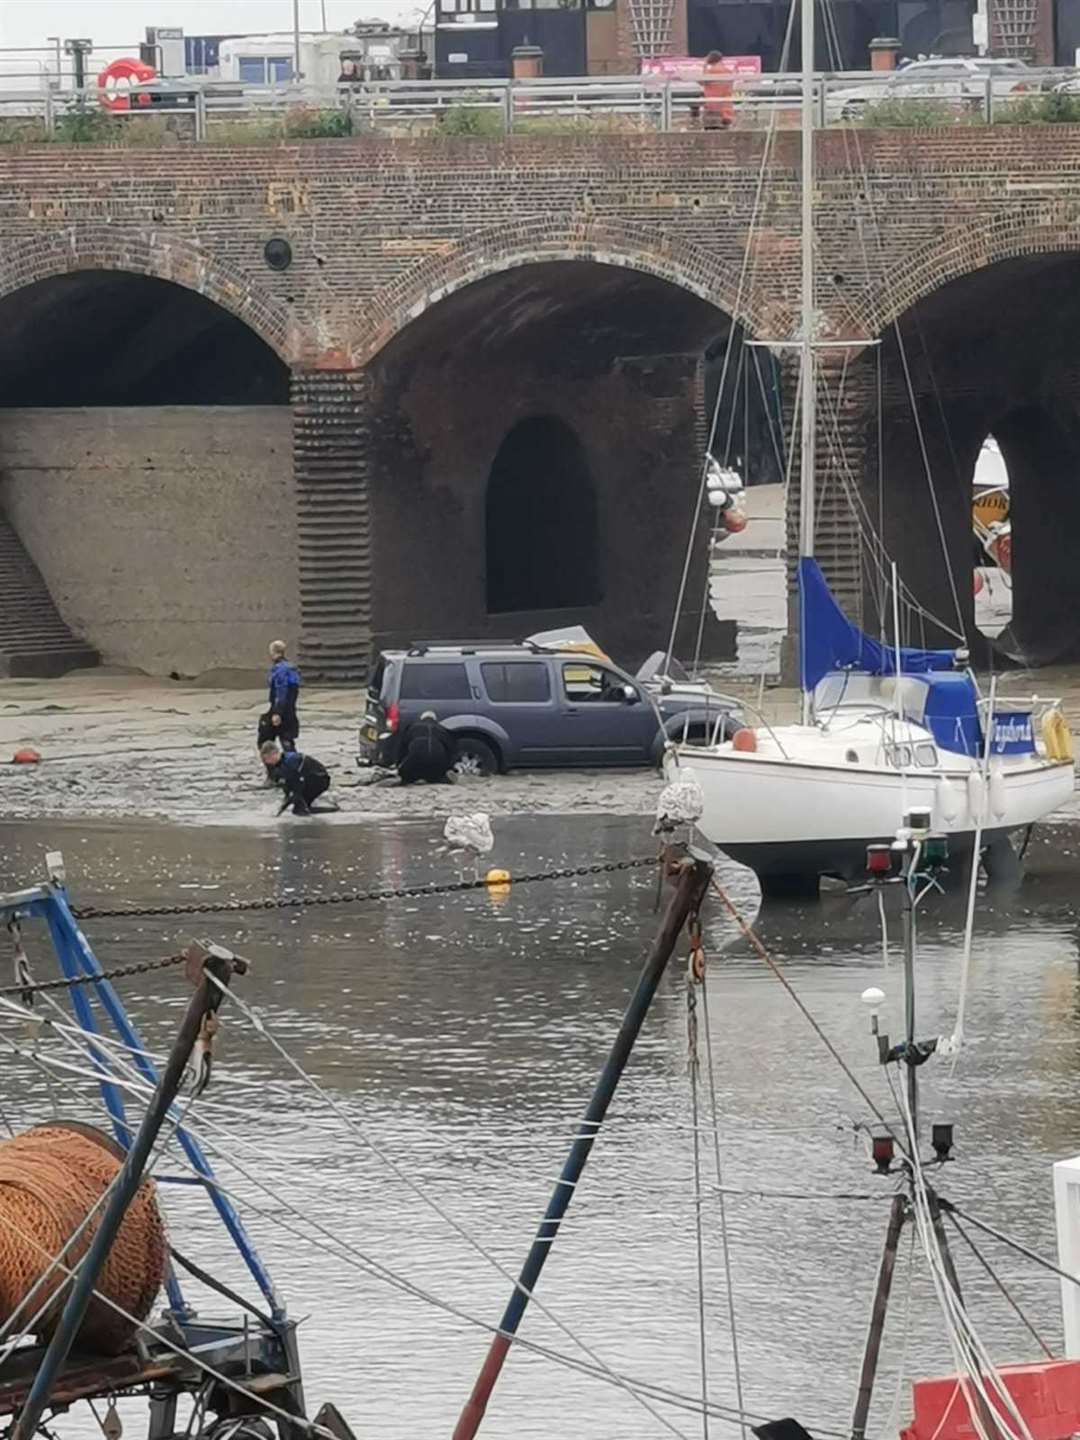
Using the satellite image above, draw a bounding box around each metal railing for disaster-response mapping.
[0,66,1077,141]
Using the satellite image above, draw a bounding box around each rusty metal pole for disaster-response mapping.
[452,850,712,1440]
[12,944,243,1440]
[851,1192,906,1440]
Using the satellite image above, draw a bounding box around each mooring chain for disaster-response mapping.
[68,857,659,922]
[0,952,188,998]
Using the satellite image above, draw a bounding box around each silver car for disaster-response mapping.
[826,57,1035,123]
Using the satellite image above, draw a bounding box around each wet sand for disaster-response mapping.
[2,668,1077,829]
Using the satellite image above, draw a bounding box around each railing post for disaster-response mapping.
[194,87,207,141]
[43,89,54,137]
[504,79,514,135]
[661,79,672,131]
[984,72,993,123]
[818,73,827,128]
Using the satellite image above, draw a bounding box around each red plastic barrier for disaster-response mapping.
[97,57,155,111]
[902,1360,1080,1440]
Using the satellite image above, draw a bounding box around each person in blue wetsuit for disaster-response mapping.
[261,639,301,752]
[260,741,337,816]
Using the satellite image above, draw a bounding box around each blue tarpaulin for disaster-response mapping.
[798,558,956,693]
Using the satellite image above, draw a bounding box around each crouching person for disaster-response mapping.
[260,741,337,816]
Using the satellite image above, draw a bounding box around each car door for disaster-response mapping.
[558,661,655,765]
[478,660,559,765]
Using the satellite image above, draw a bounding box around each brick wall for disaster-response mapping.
[1,128,1080,674]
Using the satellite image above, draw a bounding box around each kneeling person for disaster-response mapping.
[260,741,336,815]
[398,710,456,786]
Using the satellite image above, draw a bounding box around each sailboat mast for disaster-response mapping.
[798,0,816,723]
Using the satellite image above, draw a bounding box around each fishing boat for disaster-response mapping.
[663,1,1074,898]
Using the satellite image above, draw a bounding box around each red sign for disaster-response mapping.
[641,55,762,79]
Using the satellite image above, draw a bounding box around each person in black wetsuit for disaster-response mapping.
[260,741,337,815]
[259,640,301,752]
[397,710,456,786]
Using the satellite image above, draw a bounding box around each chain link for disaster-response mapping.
[68,857,659,922]
[0,951,187,997]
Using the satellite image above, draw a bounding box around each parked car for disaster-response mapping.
[357,641,742,775]
[825,57,1035,123]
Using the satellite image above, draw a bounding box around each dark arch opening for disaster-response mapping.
[0,271,288,405]
[873,251,1080,666]
[486,416,599,614]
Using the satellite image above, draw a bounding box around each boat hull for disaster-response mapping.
[667,747,1074,883]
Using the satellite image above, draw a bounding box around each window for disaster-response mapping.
[481,662,551,703]
[238,57,266,83]
[368,656,389,701]
[269,56,294,82]
[400,662,471,701]
[563,663,628,704]
[915,743,939,767]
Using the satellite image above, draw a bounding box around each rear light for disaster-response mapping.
[386,702,400,734]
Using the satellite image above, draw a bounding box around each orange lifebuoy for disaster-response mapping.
[731,728,757,752]
[97,57,155,111]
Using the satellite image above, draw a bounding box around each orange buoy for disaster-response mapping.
[731,728,757,752]
[12,747,41,764]
[721,506,748,533]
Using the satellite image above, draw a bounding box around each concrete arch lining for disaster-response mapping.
[0,227,295,362]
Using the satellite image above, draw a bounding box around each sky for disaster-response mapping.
[0,0,420,60]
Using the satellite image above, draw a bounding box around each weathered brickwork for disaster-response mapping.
[2,128,1080,674]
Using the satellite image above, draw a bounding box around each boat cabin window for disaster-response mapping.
[845,749,859,763]
[915,742,939,767]
[884,743,914,768]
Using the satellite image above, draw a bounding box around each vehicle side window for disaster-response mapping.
[399,661,471,701]
[481,662,551,703]
[562,663,627,703]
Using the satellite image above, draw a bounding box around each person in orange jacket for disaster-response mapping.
[702,50,735,129]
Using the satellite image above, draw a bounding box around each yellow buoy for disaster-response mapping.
[484,868,511,888]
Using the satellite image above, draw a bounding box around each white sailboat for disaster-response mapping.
[664,4,1074,897]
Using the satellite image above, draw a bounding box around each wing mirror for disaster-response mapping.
[623,685,639,704]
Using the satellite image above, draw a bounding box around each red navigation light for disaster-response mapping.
[866,844,892,875]
[872,1134,895,1174]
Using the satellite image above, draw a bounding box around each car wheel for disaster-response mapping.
[453,736,499,777]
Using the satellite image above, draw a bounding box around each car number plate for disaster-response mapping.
[363,725,378,742]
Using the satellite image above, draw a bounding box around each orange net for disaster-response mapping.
[0,1122,166,1354]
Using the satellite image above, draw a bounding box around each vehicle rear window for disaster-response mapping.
[368,656,388,701]
[400,661,471,701]
[481,662,551,703]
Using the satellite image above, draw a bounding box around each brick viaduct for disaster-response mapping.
[2,125,1080,679]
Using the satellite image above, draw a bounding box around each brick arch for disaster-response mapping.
[0,227,293,361]
[355,219,761,363]
[866,216,1080,335]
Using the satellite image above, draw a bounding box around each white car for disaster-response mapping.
[826,56,1034,123]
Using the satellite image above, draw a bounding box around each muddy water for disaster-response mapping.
[4,814,1080,1440]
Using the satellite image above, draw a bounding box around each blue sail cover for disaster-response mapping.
[799,558,957,693]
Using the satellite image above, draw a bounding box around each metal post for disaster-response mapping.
[798,0,816,725]
[661,79,673,132]
[504,81,514,134]
[452,852,713,1440]
[902,849,918,1143]
[292,0,302,82]
[984,71,994,123]
[851,1193,906,1440]
[43,89,54,137]
[194,88,207,142]
[11,946,241,1440]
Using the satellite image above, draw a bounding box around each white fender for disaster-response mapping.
[935,776,962,825]
[967,770,986,824]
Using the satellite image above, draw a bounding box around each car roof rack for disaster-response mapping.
[404,639,545,656]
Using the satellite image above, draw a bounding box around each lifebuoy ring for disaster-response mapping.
[97,57,155,111]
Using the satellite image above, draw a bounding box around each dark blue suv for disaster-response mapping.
[358,642,741,774]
